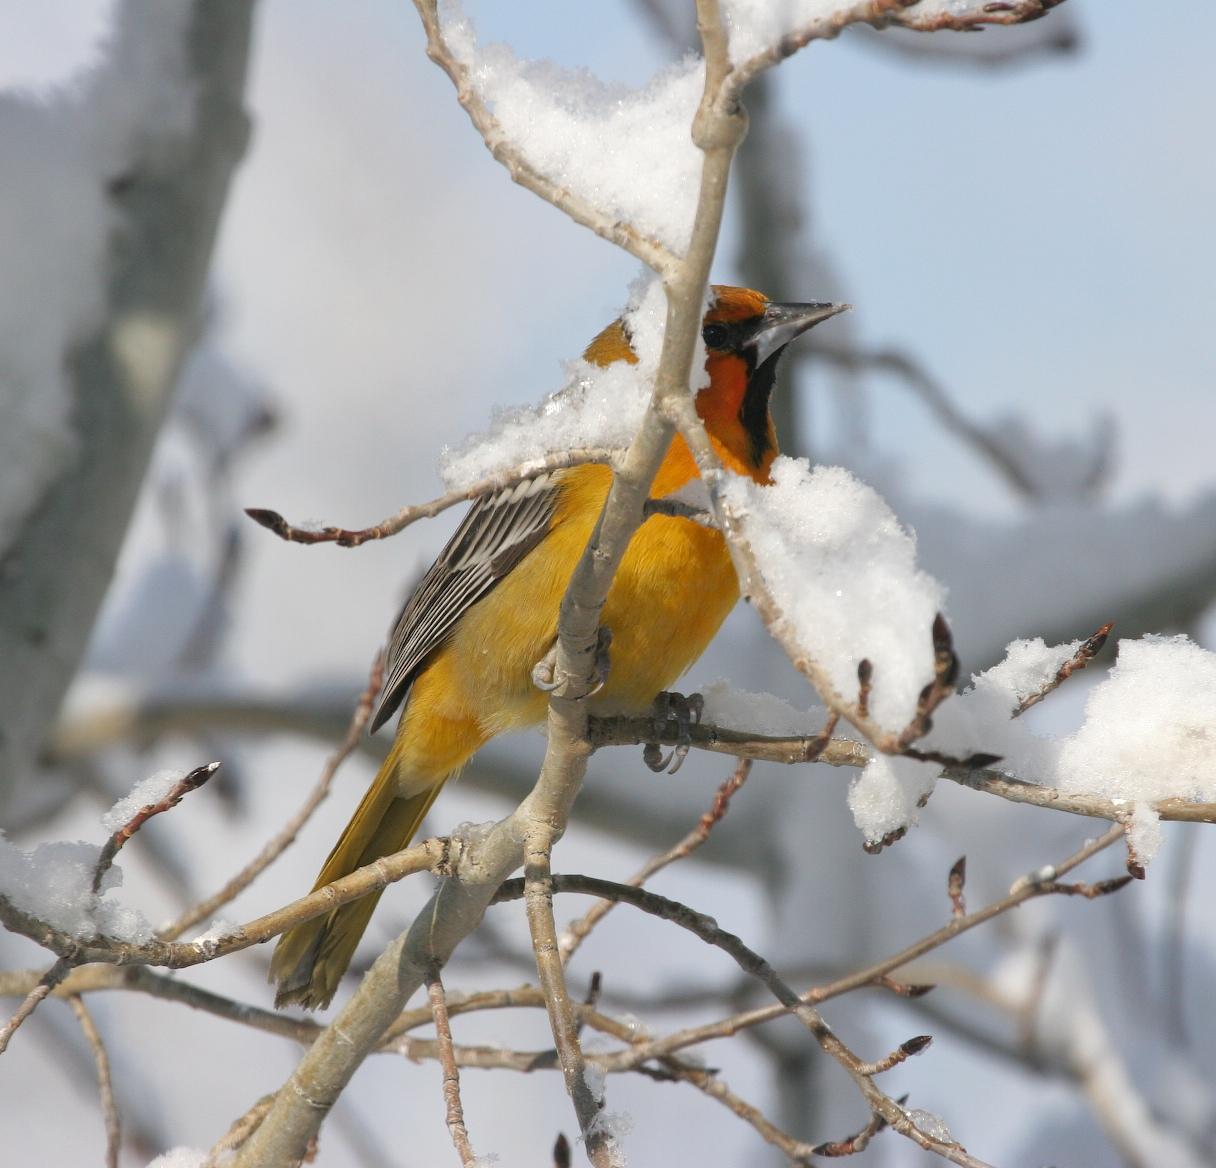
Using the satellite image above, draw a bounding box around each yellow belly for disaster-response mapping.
[396,462,738,780]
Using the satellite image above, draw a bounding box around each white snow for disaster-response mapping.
[0,0,195,554]
[698,678,820,737]
[924,637,1079,778]
[101,767,187,832]
[449,819,499,848]
[145,1150,207,1168]
[907,1108,954,1144]
[586,1109,634,1141]
[191,917,239,957]
[722,459,946,729]
[1054,635,1216,805]
[720,0,835,67]
[846,753,939,845]
[0,836,152,942]
[443,4,703,253]
[441,275,691,488]
[582,1061,607,1104]
[1126,801,1163,867]
[921,633,1216,864]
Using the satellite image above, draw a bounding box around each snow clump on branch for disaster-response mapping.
[927,633,1216,863]
[0,837,151,942]
[443,2,703,252]
[441,275,706,488]
[722,459,946,729]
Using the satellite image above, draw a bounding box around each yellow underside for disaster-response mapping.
[270,453,741,1008]
[393,458,739,792]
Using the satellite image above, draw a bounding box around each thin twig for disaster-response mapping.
[427,971,480,1166]
[812,1104,895,1158]
[559,758,752,964]
[208,1094,275,1163]
[591,828,1128,1075]
[0,956,73,1054]
[523,829,607,1159]
[0,762,218,1052]
[589,715,1216,825]
[849,15,1078,68]
[0,837,446,971]
[1014,622,1113,716]
[726,0,1070,98]
[93,761,220,893]
[496,872,994,1166]
[161,655,384,940]
[67,995,121,1168]
[246,448,616,547]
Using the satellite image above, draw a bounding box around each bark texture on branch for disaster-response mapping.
[0,0,255,807]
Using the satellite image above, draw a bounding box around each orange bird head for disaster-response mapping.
[584,285,848,482]
[697,285,848,479]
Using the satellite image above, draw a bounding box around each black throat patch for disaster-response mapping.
[738,351,780,467]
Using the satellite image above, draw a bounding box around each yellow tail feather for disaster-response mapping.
[270,758,443,1010]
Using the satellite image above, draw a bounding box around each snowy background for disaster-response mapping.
[1,2,1214,1165]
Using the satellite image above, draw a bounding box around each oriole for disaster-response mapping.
[270,286,846,1009]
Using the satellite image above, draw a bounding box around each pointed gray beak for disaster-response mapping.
[750,301,850,367]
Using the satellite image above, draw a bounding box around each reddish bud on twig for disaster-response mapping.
[857,659,873,718]
[93,762,220,893]
[948,856,967,918]
[862,824,908,855]
[877,976,936,998]
[857,1035,934,1075]
[1015,620,1115,716]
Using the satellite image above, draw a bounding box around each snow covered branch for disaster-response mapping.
[721,0,1067,96]
[411,0,679,276]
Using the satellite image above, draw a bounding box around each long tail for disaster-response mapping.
[270,750,443,1010]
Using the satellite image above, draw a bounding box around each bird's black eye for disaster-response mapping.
[702,323,730,350]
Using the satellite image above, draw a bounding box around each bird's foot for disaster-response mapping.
[643,690,704,774]
[531,627,613,698]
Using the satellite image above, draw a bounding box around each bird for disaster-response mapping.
[270,286,848,1009]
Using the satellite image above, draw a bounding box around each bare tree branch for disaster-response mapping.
[1014,622,1112,715]
[410,0,678,276]
[160,656,384,941]
[558,758,751,963]
[0,761,217,1052]
[427,971,481,1166]
[494,873,993,1166]
[725,0,1068,97]
[246,448,617,547]
[592,827,1126,1074]
[67,995,121,1168]
[0,838,445,971]
[848,14,1079,70]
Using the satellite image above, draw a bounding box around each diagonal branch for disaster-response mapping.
[159,655,384,941]
[558,758,751,964]
[493,874,989,1166]
[726,0,1069,97]
[410,0,678,276]
[246,448,616,547]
